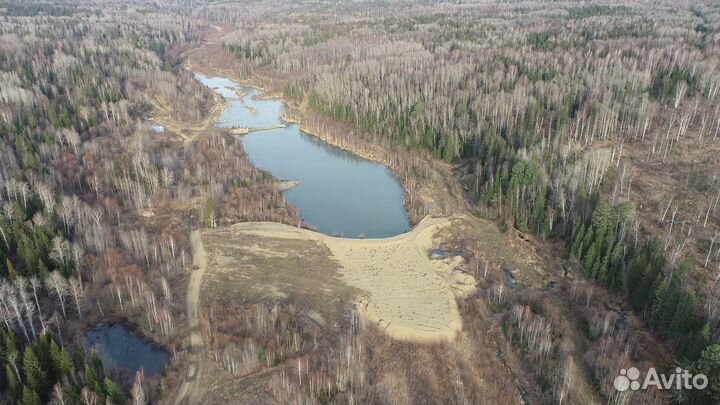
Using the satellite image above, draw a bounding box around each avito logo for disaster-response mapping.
[614,367,708,392]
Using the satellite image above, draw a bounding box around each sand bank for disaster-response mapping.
[219,216,476,342]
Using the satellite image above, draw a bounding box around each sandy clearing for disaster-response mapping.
[149,91,226,143]
[227,216,476,342]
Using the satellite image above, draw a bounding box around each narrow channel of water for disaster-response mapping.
[195,73,411,238]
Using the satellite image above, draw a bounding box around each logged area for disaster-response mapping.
[0,1,719,405]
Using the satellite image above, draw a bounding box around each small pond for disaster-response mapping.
[85,323,169,376]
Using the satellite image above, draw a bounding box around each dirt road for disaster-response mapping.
[174,230,207,405]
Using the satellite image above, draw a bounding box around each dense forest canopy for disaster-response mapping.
[0,1,301,404]
[0,0,719,404]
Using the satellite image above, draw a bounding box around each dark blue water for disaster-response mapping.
[86,324,169,376]
[195,73,411,238]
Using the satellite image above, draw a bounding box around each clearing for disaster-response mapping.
[200,216,476,343]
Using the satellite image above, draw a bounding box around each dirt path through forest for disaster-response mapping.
[174,230,207,405]
[150,93,225,143]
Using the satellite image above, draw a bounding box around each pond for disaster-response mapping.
[85,323,169,376]
[195,73,411,238]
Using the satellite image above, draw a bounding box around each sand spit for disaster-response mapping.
[222,216,476,342]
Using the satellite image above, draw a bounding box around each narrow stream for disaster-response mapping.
[195,73,411,238]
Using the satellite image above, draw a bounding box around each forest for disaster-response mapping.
[216,0,720,403]
[0,0,299,404]
[0,0,719,404]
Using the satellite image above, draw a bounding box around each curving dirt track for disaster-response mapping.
[174,230,207,405]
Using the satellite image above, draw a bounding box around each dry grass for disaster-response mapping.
[201,217,476,342]
[201,228,358,323]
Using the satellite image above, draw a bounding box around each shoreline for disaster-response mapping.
[280,114,392,167]
[185,60,424,225]
[275,179,300,192]
[183,58,399,170]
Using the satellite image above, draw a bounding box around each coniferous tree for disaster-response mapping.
[684,344,720,404]
[22,347,47,399]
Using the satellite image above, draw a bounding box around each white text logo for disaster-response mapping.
[613,367,708,392]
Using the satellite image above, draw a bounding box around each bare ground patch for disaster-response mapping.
[200,216,476,343]
[201,228,357,323]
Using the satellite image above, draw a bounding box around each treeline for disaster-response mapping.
[0,1,213,404]
[571,202,720,402]
[0,0,306,401]
[221,1,718,242]
[0,331,132,405]
[572,204,711,357]
[222,1,719,233]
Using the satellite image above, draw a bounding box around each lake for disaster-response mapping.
[195,73,411,238]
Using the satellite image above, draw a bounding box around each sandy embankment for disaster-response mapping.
[228,216,476,342]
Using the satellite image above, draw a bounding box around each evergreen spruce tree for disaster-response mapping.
[685,344,720,404]
[6,259,18,280]
[22,347,47,399]
[670,290,698,337]
[650,279,669,328]
[22,386,43,405]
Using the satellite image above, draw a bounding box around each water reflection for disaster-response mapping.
[85,323,169,376]
[195,73,411,238]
